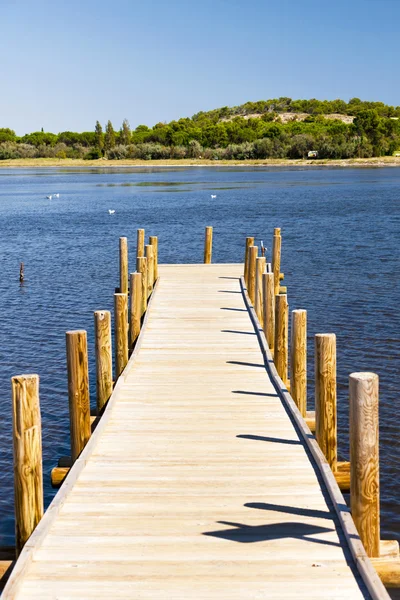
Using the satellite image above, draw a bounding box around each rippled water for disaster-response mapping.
[0,166,398,570]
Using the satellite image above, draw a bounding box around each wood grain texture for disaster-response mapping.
[50,467,69,488]
[66,331,91,463]
[243,237,254,282]
[241,273,391,600]
[11,374,43,555]
[0,559,14,580]
[247,246,258,305]
[254,257,266,325]
[136,229,145,258]
[350,372,380,558]
[136,257,148,316]
[204,226,213,264]
[305,410,316,433]
[119,237,128,295]
[94,311,113,414]
[149,236,158,281]
[129,273,142,348]
[274,294,288,385]
[145,245,154,297]
[272,233,281,297]
[315,334,337,471]
[371,558,400,587]
[380,540,400,559]
[262,272,275,350]
[3,265,377,600]
[335,461,350,493]
[290,310,307,417]
[114,294,129,379]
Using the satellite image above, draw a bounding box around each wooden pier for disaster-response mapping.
[1,229,399,598]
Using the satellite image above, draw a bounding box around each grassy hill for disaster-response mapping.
[1,98,400,161]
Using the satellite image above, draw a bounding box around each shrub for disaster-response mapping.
[84,147,102,160]
[187,139,203,158]
[106,145,128,160]
[0,142,18,159]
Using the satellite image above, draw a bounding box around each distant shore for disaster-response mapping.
[1,157,400,168]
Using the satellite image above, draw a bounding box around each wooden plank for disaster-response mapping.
[2,264,381,600]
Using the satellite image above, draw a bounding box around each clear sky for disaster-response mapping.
[1,0,399,135]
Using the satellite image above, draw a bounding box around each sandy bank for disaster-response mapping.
[1,157,400,168]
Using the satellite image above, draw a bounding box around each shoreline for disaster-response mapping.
[0,157,400,169]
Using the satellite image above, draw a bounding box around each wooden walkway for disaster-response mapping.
[3,264,384,598]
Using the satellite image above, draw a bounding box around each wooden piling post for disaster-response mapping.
[290,310,307,418]
[315,333,337,471]
[119,237,128,294]
[204,226,213,264]
[274,294,288,385]
[94,311,113,414]
[136,257,148,316]
[129,272,142,347]
[145,244,154,297]
[66,331,91,463]
[149,236,158,281]
[272,231,282,297]
[137,229,145,258]
[262,272,275,351]
[244,236,254,283]
[114,293,128,379]
[254,256,266,325]
[248,246,258,304]
[11,374,43,555]
[350,372,380,557]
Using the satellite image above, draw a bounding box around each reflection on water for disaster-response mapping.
[0,166,398,569]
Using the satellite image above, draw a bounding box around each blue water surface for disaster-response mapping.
[0,165,398,553]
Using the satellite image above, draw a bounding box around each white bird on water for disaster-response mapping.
[46,195,52,200]
[211,194,217,199]
[54,193,60,198]
[108,209,115,215]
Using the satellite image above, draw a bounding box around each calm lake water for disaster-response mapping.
[0,166,398,573]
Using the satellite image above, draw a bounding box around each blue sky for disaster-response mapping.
[1,0,399,135]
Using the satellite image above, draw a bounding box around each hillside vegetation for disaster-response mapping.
[1,97,400,161]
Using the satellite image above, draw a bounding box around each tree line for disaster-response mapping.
[1,97,400,160]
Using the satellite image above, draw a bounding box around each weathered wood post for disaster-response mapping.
[149,236,158,281]
[114,293,128,378]
[274,294,288,385]
[129,272,142,347]
[11,374,43,555]
[137,228,145,258]
[145,244,154,297]
[248,246,258,304]
[66,330,91,463]
[204,226,213,264]
[315,333,337,471]
[262,272,275,351]
[350,372,380,557]
[254,256,266,325]
[94,310,113,414]
[290,310,307,418]
[119,237,128,294]
[136,256,148,316]
[244,236,254,284]
[272,228,281,296]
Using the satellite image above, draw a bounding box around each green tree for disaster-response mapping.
[120,119,131,145]
[0,128,16,143]
[104,120,116,151]
[95,121,104,151]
